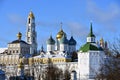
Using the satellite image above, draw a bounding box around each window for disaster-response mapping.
[16,50,18,53]
[29,18,30,24]
[28,28,30,32]
[13,50,15,53]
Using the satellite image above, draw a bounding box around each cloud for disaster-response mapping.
[87,1,120,22]
[36,21,59,28]
[66,22,88,37]
[86,0,120,32]
[7,14,26,27]
[65,22,90,46]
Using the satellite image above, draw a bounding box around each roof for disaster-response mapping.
[69,36,76,45]
[10,40,28,44]
[0,48,7,53]
[79,42,103,52]
[56,28,66,40]
[34,51,71,59]
[60,35,68,44]
[87,23,95,37]
[46,36,55,45]
[29,11,35,19]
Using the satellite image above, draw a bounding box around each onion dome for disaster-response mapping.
[60,35,68,44]
[46,35,55,45]
[56,28,66,40]
[10,32,28,44]
[87,23,95,37]
[69,36,77,45]
[17,32,22,40]
[100,37,104,44]
[11,40,28,44]
[28,11,34,19]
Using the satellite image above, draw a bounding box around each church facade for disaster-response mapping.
[0,11,108,80]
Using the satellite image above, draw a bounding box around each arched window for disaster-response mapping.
[28,18,30,24]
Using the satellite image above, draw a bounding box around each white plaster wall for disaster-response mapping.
[60,44,68,52]
[87,37,95,42]
[78,52,90,79]
[47,44,55,52]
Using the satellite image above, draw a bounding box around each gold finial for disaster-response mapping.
[100,37,104,43]
[100,37,104,48]
[28,11,35,19]
[17,32,22,40]
[56,22,67,40]
[60,22,63,31]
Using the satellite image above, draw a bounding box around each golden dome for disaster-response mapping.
[28,11,34,19]
[56,29,66,40]
[17,32,22,40]
[100,37,104,43]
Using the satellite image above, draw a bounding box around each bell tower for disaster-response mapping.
[26,11,37,55]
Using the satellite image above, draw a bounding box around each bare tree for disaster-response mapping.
[96,39,120,80]
[41,58,63,80]
[63,68,71,80]
[41,58,71,80]
[41,63,63,80]
[71,51,78,62]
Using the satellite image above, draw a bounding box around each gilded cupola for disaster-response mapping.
[56,23,66,40]
[17,32,22,40]
[28,11,35,19]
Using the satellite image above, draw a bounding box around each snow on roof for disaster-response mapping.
[33,53,71,59]
[0,48,7,53]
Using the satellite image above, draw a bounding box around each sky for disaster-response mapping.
[0,0,120,50]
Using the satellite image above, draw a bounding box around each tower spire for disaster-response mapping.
[87,22,95,37]
[60,22,63,31]
[90,22,93,35]
[26,11,37,55]
[87,22,96,43]
[28,11,34,19]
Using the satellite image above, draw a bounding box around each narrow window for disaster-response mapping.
[29,18,30,24]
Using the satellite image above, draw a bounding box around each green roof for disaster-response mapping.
[60,35,68,44]
[46,36,55,45]
[79,42,103,52]
[87,23,95,37]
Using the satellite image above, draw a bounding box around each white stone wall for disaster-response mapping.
[60,44,68,52]
[8,43,30,55]
[47,44,55,52]
[32,62,78,80]
[78,52,90,79]
[87,37,95,43]
[0,54,19,65]
[78,51,105,79]
[26,14,37,55]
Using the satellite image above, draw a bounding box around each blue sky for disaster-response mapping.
[0,0,120,50]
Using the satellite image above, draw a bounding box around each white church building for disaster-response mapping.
[0,11,107,80]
